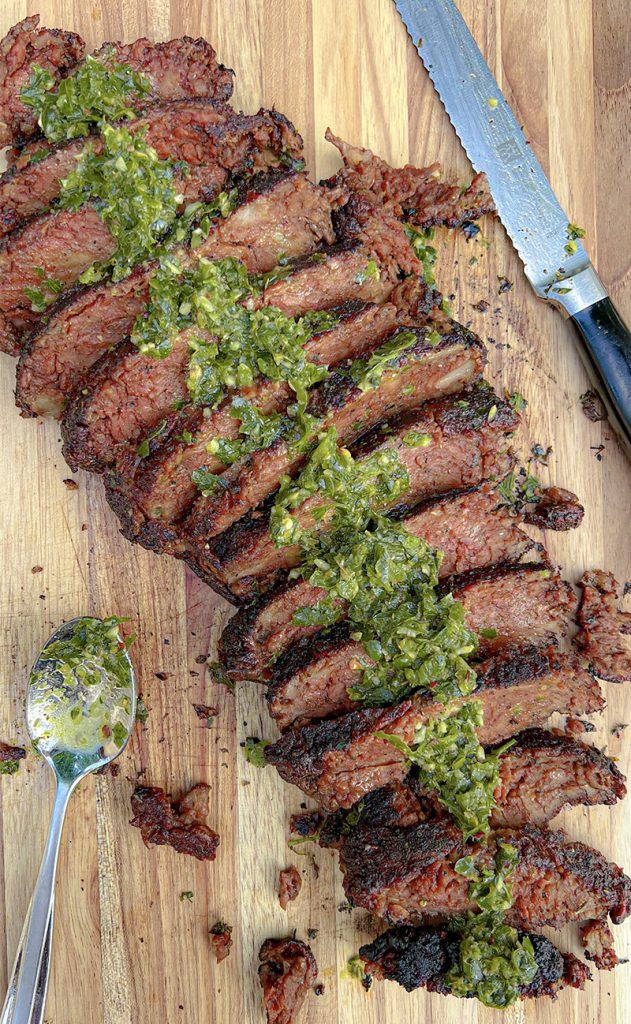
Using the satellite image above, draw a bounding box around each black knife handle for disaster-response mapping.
[570,296,631,456]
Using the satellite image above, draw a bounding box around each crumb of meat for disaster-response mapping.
[63,478,79,490]
[130,783,219,860]
[210,920,233,963]
[192,703,218,726]
[0,15,85,147]
[95,762,121,777]
[611,723,628,739]
[259,938,317,1024]
[581,919,620,971]
[0,741,26,775]
[576,570,631,682]
[279,866,302,910]
[525,486,584,531]
[565,717,596,735]
[31,565,43,573]
[289,812,322,837]
[580,390,607,422]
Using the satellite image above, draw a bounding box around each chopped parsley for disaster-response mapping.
[403,224,438,286]
[0,759,22,776]
[497,463,543,513]
[242,736,269,767]
[179,890,194,902]
[350,330,417,392]
[21,56,151,144]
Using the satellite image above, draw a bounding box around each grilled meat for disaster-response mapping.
[129,783,219,860]
[1,114,304,356]
[359,924,591,997]
[576,570,631,682]
[264,646,604,810]
[324,130,495,228]
[184,321,486,545]
[278,866,302,909]
[219,485,534,680]
[1,100,300,240]
[320,729,625,841]
[206,384,521,603]
[104,301,400,545]
[263,563,575,731]
[580,919,620,971]
[60,173,338,471]
[0,16,84,148]
[335,818,631,929]
[258,938,317,1024]
[524,485,584,531]
[0,18,233,150]
[16,165,325,418]
[209,921,233,963]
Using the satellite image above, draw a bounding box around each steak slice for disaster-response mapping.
[60,174,338,471]
[0,16,84,148]
[334,820,631,929]
[264,646,603,810]
[129,782,219,860]
[0,19,233,150]
[15,128,306,418]
[321,728,626,841]
[264,564,576,731]
[104,301,400,544]
[575,570,631,682]
[258,938,317,1024]
[0,100,300,238]
[359,924,590,997]
[219,485,534,681]
[184,320,486,544]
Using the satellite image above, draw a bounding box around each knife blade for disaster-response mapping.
[395,0,631,454]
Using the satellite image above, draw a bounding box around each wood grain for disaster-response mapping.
[0,1,629,1022]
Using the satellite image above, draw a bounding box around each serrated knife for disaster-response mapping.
[395,0,631,454]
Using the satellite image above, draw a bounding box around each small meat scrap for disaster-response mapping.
[192,703,217,726]
[580,390,607,422]
[0,741,26,775]
[289,812,322,838]
[210,921,233,963]
[130,783,219,860]
[576,570,631,682]
[524,486,584,531]
[581,919,620,971]
[259,938,318,1024]
[279,866,302,910]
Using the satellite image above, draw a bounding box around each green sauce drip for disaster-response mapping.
[21,55,151,144]
[132,256,338,477]
[270,428,477,705]
[404,224,438,286]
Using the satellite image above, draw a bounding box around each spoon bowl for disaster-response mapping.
[2,616,135,1024]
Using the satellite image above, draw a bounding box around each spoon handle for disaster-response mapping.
[0,902,53,1024]
[9,779,74,1024]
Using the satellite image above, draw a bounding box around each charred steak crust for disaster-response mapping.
[524,485,585,531]
[258,938,317,1024]
[359,925,591,997]
[129,783,219,860]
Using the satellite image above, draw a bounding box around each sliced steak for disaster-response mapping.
[359,924,590,998]
[490,728,627,826]
[184,320,486,544]
[16,137,307,418]
[61,174,338,471]
[575,570,631,682]
[524,485,584,531]
[322,729,625,841]
[129,782,219,860]
[104,301,400,544]
[0,16,84,148]
[264,563,575,731]
[1,101,300,239]
[0,19,233,150]
[2,116,304,356]
[219,483,533,679]
[264,646,603,810]
[334,820,631,929]
[258,938,317,1024]
[209,385,524,602]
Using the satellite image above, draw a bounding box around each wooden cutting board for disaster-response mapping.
[0,1,629,1022]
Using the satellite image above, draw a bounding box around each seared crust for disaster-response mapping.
[129,783,220,860]
[576,570,631,682]
[359,924,591,997]
[184,320,486,547]
[524,485,584,531]
[336,820,631,929]
[264,646,604,810]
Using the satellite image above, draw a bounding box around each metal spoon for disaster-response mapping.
[1,617,135,1024]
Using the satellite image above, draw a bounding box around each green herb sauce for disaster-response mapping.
[28,617,134,756]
